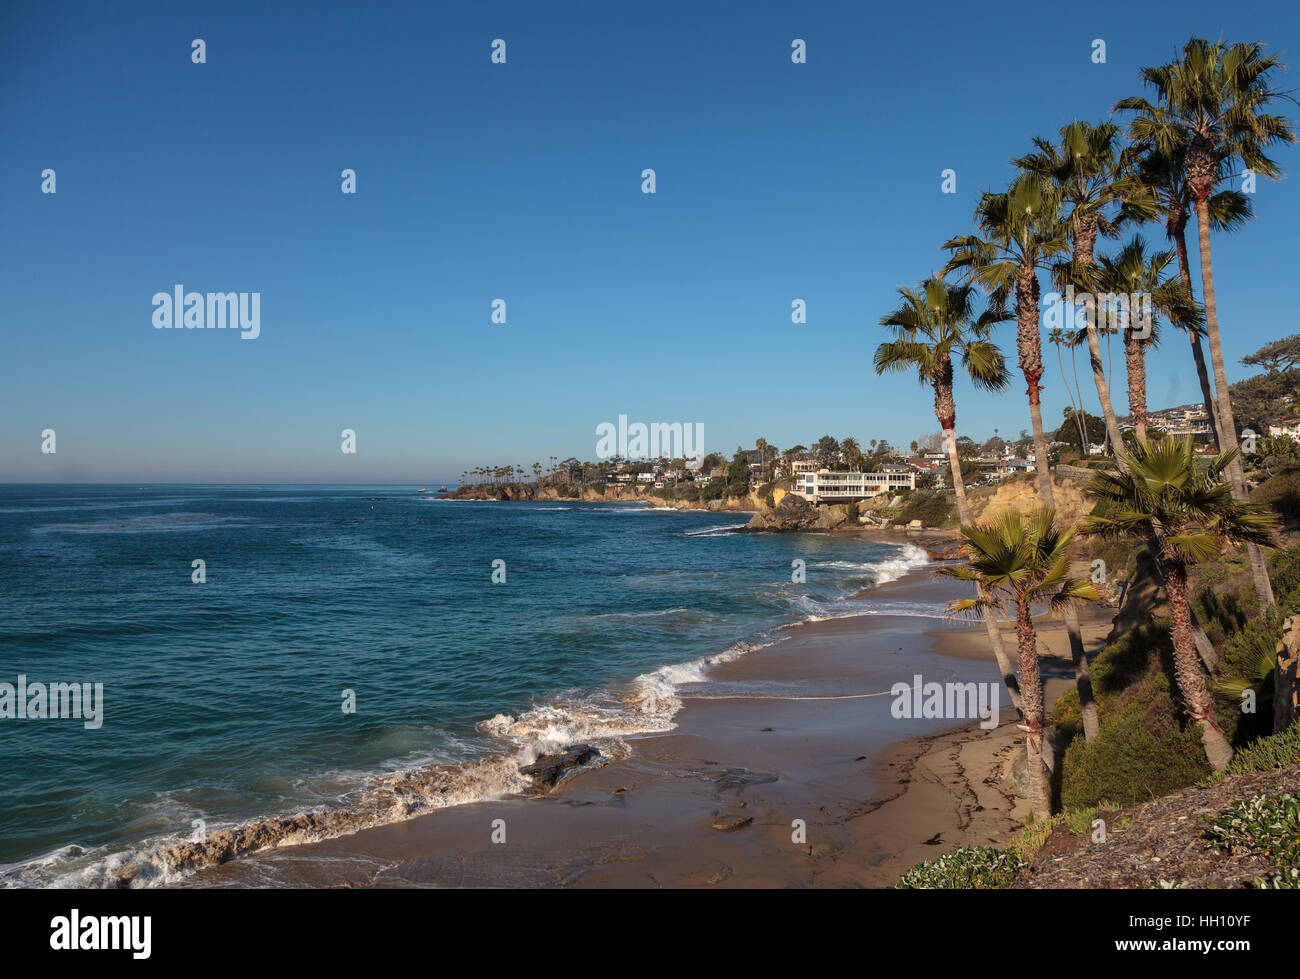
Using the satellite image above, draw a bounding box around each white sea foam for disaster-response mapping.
[2,632,777,890]
[808,542,930,584]
[683,523,749,537]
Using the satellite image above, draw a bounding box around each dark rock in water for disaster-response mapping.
[520,744,601,792]
[924,541,964,561]
[711,768,779,793]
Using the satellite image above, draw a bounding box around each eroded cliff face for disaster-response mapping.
[968,475,1091,527]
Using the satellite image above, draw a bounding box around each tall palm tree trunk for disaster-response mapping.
[1072,217,1225,685]
[1163,553,1234,771]
[1083,321,1125,453]
[1170,214,1223,448]
[936,372,1022,713]
[1123,330,1149,441]
[1056,343,1089,453]
[1015,596,1051,819]
[1192,198,1275,608]
[1074,217,1126,455]
[1018,266,1100,741]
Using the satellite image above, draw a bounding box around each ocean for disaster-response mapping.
[0,484,940,886]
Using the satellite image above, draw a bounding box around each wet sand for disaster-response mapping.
[177,568,1114,889]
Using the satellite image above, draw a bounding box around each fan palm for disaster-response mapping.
[944,176,1100,740]
[1082,437,1278,770]
[1122,144,1255,447]
[939,508,1099,819]
[876,276,1021,710]
[840,437,861,472]
[1115,38,1295,608]
[1048,327,1090,454]
[1016,120,1155,455]
[1093,235,1202,441]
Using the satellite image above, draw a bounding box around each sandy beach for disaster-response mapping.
[174,560,1114,889]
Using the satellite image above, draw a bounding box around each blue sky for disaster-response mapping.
[2,0,1296,483]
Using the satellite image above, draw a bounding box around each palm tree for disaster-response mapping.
[876,275,1022,711]
[841,438,861,472]
[1048,326,1090,454]
[944,176,1101,739]
[755,437,769,473]
[1016,120,1155,456]
[1094,235,1202,441]
[783,445,807,477]
[939,509,1099,819]
[1115,38,1295,609]
[1082,437,1277,770]
[1123,144,1255,447]
[944,175,1071,483]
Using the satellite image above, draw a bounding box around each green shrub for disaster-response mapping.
[1065,807,1099,837]
[846,501,860,522]
[1268,547,1300,616]
[1006,814,1064,862]
[699,477,728,501]
[1057,622,1211,810]
[897,490,953,528]
[1060,693,1210,810]
[1203,792,1300,866]
[1213,607,1284,745]
[1226,721,1300,775]
[895,816,1064,889]
[1255,868,1300,889]
[894,846,1024,889]
[1053,622,1172,738]
[1252,464,1300,529]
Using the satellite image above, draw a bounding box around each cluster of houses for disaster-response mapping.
[591,403,1300,504]
[596,443,1046,502]
[605,457,720,489]
[1146,404,1215,439]
[784,450,1056,502]
[1119,403,1298,446]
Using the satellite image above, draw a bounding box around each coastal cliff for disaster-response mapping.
[444,472,1096,536]
[440,482,773,512]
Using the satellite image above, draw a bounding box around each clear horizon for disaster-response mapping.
[3,0,1296,483]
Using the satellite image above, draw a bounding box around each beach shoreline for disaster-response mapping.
[169,562,1115,889]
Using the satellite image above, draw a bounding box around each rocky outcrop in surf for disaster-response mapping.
[520,744,602,793]
[743,496,850,532]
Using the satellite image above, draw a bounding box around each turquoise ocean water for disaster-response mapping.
[0,484,943,885]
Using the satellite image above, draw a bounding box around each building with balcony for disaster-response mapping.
[792,469,916,502]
